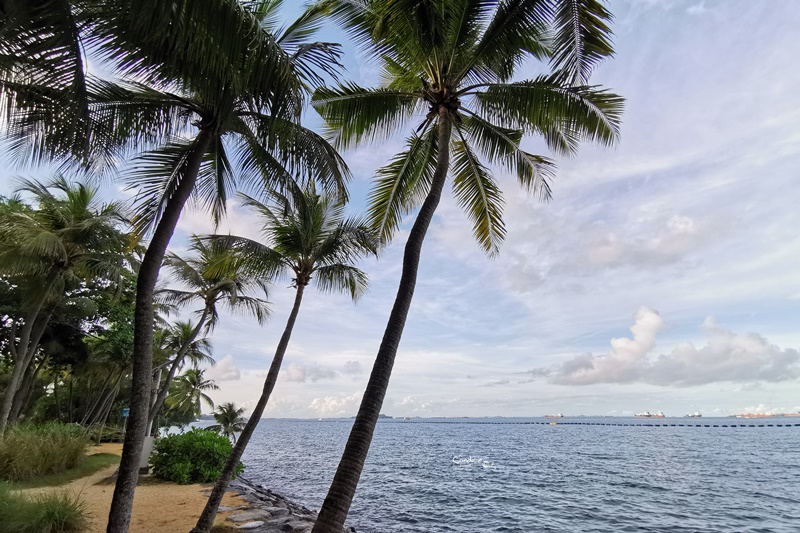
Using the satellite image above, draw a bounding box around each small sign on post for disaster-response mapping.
[121,408,130,418]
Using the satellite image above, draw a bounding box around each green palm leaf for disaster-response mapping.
[450,134,505,255]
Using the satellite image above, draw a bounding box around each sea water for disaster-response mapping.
[241,417,800,532]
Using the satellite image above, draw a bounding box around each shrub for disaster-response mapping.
[0,482,88,533]
[150,429,243,484]
[0,423,87,482]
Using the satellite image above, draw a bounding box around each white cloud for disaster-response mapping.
[309,392,362,417]
[283,362,338,383]
[542,309,800,387]
[206,355,241,382]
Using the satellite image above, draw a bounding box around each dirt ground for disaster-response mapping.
[20,443,248,533]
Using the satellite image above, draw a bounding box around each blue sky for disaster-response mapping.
[3,0,799,417]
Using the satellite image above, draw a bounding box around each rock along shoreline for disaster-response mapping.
[220,477,357,533]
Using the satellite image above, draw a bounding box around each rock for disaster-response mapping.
[235,522,265,530]
[228,510,272,523]
[262,506,289,517]
[219,505,247,512]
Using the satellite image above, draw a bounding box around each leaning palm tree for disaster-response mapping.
[0,176,127,435]
[166,367,219,419]
[309,1,624,530]
[148,237,269,429]
[207,402,246,443]
[191,184,380,533]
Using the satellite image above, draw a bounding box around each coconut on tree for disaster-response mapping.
[191,184,380,533]
[309,1,624,530]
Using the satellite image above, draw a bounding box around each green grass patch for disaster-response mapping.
[11,453,119,490]
[0,482,88,533]
[0,423,87,482]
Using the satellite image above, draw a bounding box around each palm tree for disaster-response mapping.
[0,176,127,435]
[148,237,269,429]
[166,367,218,419]
[208,402,246,443]
[2,4,346,530]
[148,320,215,429]
[309,1,624,530]
[190,184,379,533]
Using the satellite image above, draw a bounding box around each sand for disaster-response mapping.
[19,443,248,533]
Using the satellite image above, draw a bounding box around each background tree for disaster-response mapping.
[310,1,624,530]
[191,184,379,533]
[165,367,218,419]
[148,237,269,429]
[0,177,128,435]
[207,402,246,443]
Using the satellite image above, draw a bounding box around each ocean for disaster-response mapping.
[241,417,800,532]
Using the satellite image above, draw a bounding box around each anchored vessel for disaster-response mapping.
[544,413,564,418]
[635,411,665,418]
[684,412,702,418]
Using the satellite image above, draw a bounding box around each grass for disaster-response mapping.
[0,482,88,533]
[0,423,87,482]
[11,453,120,490]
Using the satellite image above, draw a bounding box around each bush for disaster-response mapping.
[0,482,88,533]
[0,423,87,482]
[150,429,243,484]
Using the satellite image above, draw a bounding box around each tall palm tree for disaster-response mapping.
[102,6,348,530]
[148,237,269,429]
[208,402,246,443]
[0,176,127,435]
[191,185,379,533]
[166,367,218,418]
[310,1,624,530]
[1,3,345,530]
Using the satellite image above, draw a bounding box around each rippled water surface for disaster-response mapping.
[241,418,800,532]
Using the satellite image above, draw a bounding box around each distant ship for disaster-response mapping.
[544,413,564,418]
[635,411,665,418]
[684,412,702,418]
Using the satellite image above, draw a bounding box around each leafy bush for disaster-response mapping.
[0,423,87,482]
[0,482,88,533]
[150,429,243,484]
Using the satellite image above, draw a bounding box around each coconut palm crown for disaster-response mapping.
[313,0,623,254]
[309,1,624,531]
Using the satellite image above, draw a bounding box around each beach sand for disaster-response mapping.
[19,443,248,533]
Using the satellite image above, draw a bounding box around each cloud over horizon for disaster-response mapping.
[535,308,800,387]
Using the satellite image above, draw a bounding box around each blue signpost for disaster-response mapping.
[122,407,130,432]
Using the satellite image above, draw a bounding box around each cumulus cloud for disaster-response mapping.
[342,361,363,374]
[309,392,362,417]
[283,362,338,383]
[533,308,800,387]
[206,355,241,382]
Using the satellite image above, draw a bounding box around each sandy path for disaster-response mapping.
[20,443,248,533]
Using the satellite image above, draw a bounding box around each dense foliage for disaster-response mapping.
[0,422,86,482]
[149,429,243,485]
[0,482,88,533]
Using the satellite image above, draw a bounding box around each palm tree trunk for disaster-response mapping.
[191,283,306,533]
[147,306,210,430]
[9,354,48,422]
[107,128,214,533]
[312,110,453,533]
[0,272,59,435]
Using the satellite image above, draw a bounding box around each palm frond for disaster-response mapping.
[472,75,623,151]
[367,125,439,241]
[550,0,615,85]
[311,83,419,149]
[451,133,505,255]
[314,264,369,300]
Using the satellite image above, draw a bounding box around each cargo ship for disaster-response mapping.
[635,411,665,418]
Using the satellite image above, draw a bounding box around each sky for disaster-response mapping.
[3,0,800,418]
